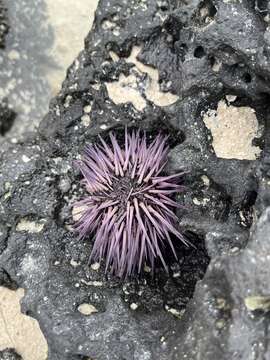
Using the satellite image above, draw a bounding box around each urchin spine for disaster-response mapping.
[74,129,186,277]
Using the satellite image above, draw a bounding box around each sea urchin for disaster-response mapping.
[74,128,187,277]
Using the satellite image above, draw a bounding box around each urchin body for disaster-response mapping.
[74,129,186,277]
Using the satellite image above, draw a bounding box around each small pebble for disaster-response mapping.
[70,259,80,267]
[130,303,138,310]
[91,262,100,271]
[78,303,98,315]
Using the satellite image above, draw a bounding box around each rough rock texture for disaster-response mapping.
[0,100,15,137]
[167,207,270,360]
[0,349,22,360]
[1,0,270,359]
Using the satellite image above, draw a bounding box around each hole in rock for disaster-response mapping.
[194,46,206,58]
[236,190,258,228]
[255,0,269,13]
[149,231,210,310]
[120,231,210,313]
[242,190,257,209]
[161,231,209,270]
[243,73,252,83]
[157,0,169,11]
[209,56,215,67]
[0,101,16,136]
[180,43,188,60]
[163,14,183,42]
[209,55,222,72]
[258,92,270,106]
[197,0,217,24]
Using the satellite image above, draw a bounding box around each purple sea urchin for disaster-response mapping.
[74,129,187,277]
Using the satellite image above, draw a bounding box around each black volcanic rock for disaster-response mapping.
[166,206,270,360]
[0,349,22,360]
[1,0,270,359]
[0,99,15,136]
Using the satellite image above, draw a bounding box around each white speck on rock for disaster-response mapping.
[81,114,91,127]
[193,197,210,206]
[90,262,100,271]
[8,49,21,61]
[83,104,92,113]
[160,336,165,342]
[130,303,138,310]
[64,95,72,108]
[70,259,80,267]
[201,175,210,187]
[81,279,103,287]
[22,155,31,163]
[143,265,151,273]
[225,94,237,103]
[109,50,120,62]
[78,303,98,315]
[165,306,184,318]
[16,219,45,233]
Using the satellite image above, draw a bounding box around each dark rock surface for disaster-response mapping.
[167,206,270,360]
[0,349,22,360]
[0,99,16,136]
[1,0,270,359]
